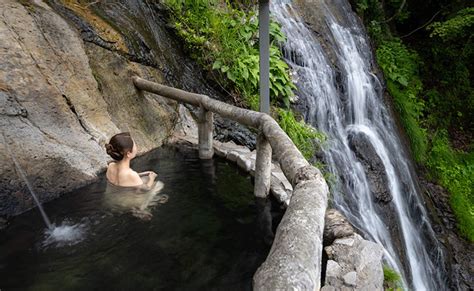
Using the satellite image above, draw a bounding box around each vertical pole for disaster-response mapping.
[198,107,214,159]
[254,132,272,198]
[259,0,270,114]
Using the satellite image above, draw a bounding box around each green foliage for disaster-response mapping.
[351,0,389,42]
[164,0,295,110]
[428,8,474,40]
[383,266,403,291]
[425,7,473,130]
[276,109,325,159]
[164,1,321,159]
[376,40,427,162]
[426,131,474,241]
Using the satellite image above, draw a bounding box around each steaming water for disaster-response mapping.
[272,1,446,289]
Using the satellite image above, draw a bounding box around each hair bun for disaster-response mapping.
[105,143,124,161]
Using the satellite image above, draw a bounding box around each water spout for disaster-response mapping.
[1,132,53,230]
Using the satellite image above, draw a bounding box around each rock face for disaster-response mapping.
[0,0,180,217]
[348,133,392,203]
[322,209,384,291]
[0,0,259,217]
[421,179,474,290]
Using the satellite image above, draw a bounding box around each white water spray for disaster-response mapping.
[2,132,87,247]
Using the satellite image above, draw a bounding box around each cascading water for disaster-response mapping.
[272,1,446,289]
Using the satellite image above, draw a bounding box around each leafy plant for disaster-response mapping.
[376,39,427,162]
[163,0,322,158]
[164,0,295,110]
[428,8,474,40]
[276,109,325,159]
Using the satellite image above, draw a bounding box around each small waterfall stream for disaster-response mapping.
[272,1,446,289]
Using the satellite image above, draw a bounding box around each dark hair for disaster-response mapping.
[105,132,134,161]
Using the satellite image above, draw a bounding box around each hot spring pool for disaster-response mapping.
[0,146,280,290]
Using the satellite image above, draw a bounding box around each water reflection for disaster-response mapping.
[103,177,168,220]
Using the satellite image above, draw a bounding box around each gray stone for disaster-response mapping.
[323,233,384,291]
[213,146,228,158]
[325,260,343,287]
[324,209,355,245]
[236,153,253,172]
[343,271,357,286]
[335,237,355,246]
[226,151,240,162]
[347,133,392,204]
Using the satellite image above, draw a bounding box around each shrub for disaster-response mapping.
[276,109,325,159]
[376,39,427,163]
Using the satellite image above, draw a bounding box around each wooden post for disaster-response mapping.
[254,132,272,198]
[197,107,214,159]
[259,0,270,114]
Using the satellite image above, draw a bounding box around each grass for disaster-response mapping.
[427,131,474,241]
[383,265,403,291]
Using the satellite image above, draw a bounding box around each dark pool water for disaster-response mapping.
[0,146,279,290]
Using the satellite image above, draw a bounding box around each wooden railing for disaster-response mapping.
[133,76,329,290]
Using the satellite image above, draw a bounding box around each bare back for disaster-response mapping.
[106,162,143,187]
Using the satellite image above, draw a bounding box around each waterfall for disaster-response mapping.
[272,1,446,289]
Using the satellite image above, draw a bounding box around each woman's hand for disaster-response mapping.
[139,171,156,177]
[149,172,157,180]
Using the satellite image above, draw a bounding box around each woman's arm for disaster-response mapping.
[145,172,157,188]
[138,171,152,177]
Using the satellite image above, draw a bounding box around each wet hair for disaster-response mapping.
[105,132,134,161]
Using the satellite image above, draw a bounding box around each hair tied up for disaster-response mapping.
[105,143,114,152]
[105,143,124,161]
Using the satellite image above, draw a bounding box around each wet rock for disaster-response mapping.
[348,133,392,203]
[0,217,8,230]
[420,178,474,290]
[214,116,256,151]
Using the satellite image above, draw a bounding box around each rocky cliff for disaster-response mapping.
[0,0,220,217]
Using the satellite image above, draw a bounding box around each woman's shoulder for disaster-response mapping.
[107,161,117,167]
[121,169,143,185]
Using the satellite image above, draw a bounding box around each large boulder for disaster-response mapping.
[0,0,177,217]
[348,132,392,203]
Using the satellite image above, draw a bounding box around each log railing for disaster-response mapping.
[133,76,329,290]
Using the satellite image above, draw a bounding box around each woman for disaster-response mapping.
[104,132,166,219]
[105,132,157,189]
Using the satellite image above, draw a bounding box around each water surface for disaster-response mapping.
[0,146,273,290]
